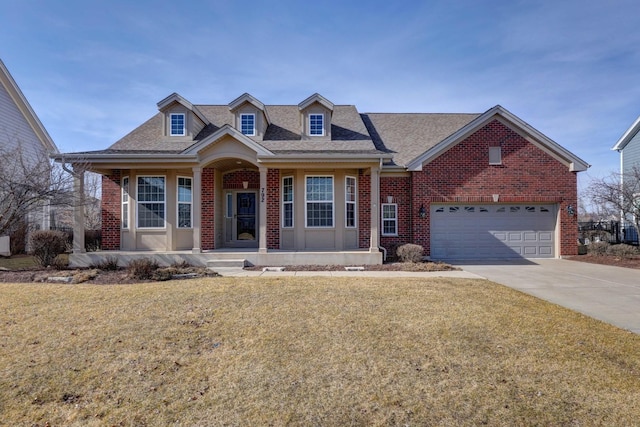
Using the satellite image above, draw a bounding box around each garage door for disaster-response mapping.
[430,204,556,260]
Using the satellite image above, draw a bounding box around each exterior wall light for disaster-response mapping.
[567,204,575,216]
[419,204,426,218]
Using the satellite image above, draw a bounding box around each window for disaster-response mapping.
[137,176,165,228]
[283,176,294,228]
[170,113,185,136]
[177,177,192,228]
[345,176,356,228]
[309,114,324,136]
[122,176,129,229]
[306,176,333,227]
[381,204,398,236]
[240,113,255,136]
[489,146,502,165]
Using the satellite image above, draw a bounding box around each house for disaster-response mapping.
[0,58,59,255]
[55,92,589,267]
[612,116,640,243]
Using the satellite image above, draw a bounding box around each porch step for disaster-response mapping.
[207,259,247,269]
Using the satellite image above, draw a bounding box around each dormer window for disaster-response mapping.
[170,113,185,136]
[309,114,324,136]
[241,113,256,136]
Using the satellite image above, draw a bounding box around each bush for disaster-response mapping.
[29,230,68,267]
[127,258,159,280]
[9,221,27,255]
[85,230,101,252]
[587,241,609,256]
[606,244,638,259]
[396,243,424,263]
[95,255,120,271]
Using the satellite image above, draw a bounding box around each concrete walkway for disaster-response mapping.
[453,258,640,334]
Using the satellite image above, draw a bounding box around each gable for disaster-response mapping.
[0,59,57,155]
[407,105,589,172]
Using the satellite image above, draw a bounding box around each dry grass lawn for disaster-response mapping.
[1,277,639,426]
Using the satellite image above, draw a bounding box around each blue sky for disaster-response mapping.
[1,0,639,190]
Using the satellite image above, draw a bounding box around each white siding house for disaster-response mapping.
[0,58,59,254]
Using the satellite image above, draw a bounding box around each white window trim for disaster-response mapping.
[305,175,334,228]
[489,146,502,165]
[282,176,294,228]
[240,113,256,136]
[177,176,193,229]
[345,176,357,228]
[381,203,398,236]
[309,113,324,136]
[121,176,129,229]
[136,175,166,229]
[170,113,186,136]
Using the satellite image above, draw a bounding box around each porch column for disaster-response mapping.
[369,165,380,252]
[192,167,202,253]
[258,166,268,253]
[72,168,86,253]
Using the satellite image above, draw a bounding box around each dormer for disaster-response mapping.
[157,93,208,139]
[298,93,334,140]
[228,93,269,139]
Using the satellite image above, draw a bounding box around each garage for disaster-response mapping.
[430,204,557,260]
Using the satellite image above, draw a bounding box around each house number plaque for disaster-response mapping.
[261,187,265,203]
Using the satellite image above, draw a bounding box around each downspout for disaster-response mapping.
[377,157,386,261]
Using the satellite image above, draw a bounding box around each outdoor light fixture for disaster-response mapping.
[242,181,249,189]
[419,204,426,218]
[567,204,575,216]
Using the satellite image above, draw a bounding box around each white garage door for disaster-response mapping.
[430,204,556,260]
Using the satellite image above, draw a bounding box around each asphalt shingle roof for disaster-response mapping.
[99,102,482,167]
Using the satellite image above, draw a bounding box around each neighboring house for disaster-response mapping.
[612,116,640,243]
[55,92,589,266]
[0,58,59,254]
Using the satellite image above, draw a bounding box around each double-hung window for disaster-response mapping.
[137,176,165,228]
[306,176,333,227]
[309,114,324,136]
[240,113,255,136]
[381,203,398,236]
[177,177,192,228]
[121,176,129,229]
[282,176,294,228]
[345,176,356,228]
[170,113,185,136]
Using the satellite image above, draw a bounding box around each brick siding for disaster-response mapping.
[379,176,412,256]
[411,119,578,257]
[267,169,280,249]
[201,168,215,250]
[101,170,121,250]
[358,170,371,249]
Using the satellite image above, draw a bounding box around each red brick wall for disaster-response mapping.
[201,168,215,250]
[411,119,578,256]
[358,170,371,249]
[380,176,412,256]
[223,170,260,189]
[267,169,280,249]
[101,170,121,250]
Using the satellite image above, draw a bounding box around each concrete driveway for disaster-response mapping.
[453,258,640,334]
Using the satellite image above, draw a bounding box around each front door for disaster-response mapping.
[224,191,257,247]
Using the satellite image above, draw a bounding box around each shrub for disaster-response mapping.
[50,255,68,270]
[9,221,27,255]
[396,243,424,263]
[171,260,192,269]
[587,241,609,256]
[127,258,159,280]
[606,244,638,259]
[29,230,68,267]
[85,230,101,252]
[95,255,120,271]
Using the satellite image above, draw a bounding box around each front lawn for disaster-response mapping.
[1,277,639,425]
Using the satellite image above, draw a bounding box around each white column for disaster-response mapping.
[73,169,86,253]
[259,167,268,253]
[192,167,202,253]
[369,166,380,252]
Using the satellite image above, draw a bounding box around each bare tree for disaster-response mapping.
[586,166,640,233]
[0,143,74,236]
[83,172,102,230]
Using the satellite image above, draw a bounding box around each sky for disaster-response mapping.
[1,0,639,192]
